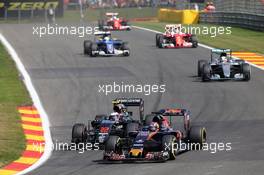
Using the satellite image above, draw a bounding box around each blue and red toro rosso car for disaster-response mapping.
[103,108,207,162]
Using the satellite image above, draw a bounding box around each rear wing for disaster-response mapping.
[152,108,189,116]
[106,12,119,16]
[152,108,190,127]
[112,98,144,122]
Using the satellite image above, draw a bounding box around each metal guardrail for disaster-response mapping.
[0,8,56,23]
[199,12,264,31]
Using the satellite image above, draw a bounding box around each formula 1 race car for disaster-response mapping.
[156,24,198,48]
[83,31,130,57]
[98,13,131,31]
[103,108,207,162]
[197,49,251,81]
[71,98,144,148]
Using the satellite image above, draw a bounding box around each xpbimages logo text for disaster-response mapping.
[98,82,166,96]
[32,24,100,38]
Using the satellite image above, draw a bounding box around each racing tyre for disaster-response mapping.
[190,35,198,48]
[242,63,251,81]
[90,43,98,57]
[198,60,207,77]
[126,122,139,137]
[202,64,211,82]
[71,123,87,144]
[144,114,156,126]
[162,135,178,160]
[156,34,162,47]
[189,126,206,149]
[158,35,164,48]
[83,40,92,55]
[121,43,130,56]
[105,135,120,152]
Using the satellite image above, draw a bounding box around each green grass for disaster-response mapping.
[0,43,32,168]
[132,21,264,54]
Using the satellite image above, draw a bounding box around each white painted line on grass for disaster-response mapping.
[0,33,53,175]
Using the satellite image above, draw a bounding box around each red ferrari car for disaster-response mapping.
[156,24,198,48]
[98,13,131,31]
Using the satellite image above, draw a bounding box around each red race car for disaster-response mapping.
[98,13,131,31]
[156,24,198,48]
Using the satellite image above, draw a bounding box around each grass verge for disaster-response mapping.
[0,42,32,167]
[132,21,264,54]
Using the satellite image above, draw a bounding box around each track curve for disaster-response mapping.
[1,24,264,175]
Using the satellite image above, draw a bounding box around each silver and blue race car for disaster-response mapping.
[198,49,251,81]
[83,31,130,57]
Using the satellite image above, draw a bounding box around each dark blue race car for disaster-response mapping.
[83,31,130,57]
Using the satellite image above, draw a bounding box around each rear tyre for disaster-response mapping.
[83,40,92,55]
[189,126,206,149]
[105,135,120,152]
[190,35,198,48]
[162,135,178,160]
[71,123,87,144]
[198,60,207,77]
[242,63,251,81]
[202,64,211,82]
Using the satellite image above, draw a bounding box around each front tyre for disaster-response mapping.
[83,40,92,55]
[105,135,120,153]
[71,123,87,144]
[162,135,178,160]
[202,64,211,82]
[198,60,207,77]
[242,63,251,81]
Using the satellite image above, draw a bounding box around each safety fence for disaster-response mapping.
[199,12,264,31]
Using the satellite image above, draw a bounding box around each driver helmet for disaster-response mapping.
[104,36,110,41]
[113,104,126,114]
[221,56,228,62]
[109,112,119,121]
[149,122,159,132]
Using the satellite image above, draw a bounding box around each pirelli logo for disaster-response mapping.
[0,1,59,11]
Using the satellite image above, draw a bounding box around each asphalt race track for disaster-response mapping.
[1,24,264,175]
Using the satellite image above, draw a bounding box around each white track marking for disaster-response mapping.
[132,25,264,71]
[0,33,53,175]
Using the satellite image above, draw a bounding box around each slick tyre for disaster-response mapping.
[242,63,251,81]
[72,123,87,144]
[158,35,164,48]
[121,43,130,56]
[198,60,207,77]
[190,35,198,48]
[83,40,92,55]
[90,43,98,57]
[105,135,120,152]
[162,135,178,160]
[189,126,206,149]
[202,64,211,82]
[156,34,162,47]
